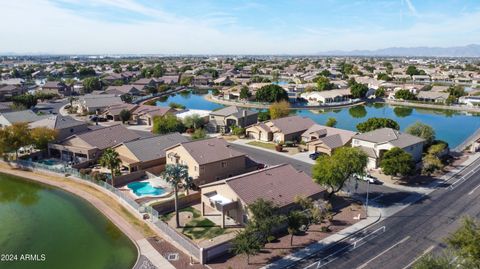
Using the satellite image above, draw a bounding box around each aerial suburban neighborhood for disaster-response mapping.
[1,1,480,269]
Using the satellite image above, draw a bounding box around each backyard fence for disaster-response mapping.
[11,159,209,262]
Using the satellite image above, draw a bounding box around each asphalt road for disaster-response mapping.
[229,143,405,207]
[290,157,480,269]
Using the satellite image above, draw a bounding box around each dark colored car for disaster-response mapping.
[309,152,321,160]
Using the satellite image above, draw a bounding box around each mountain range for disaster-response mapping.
[318,44,480,57]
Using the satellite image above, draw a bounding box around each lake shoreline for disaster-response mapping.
[0,162,143,269]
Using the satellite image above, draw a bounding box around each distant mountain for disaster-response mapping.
[319,44,480,57]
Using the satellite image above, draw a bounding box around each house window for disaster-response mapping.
[194,166,198,171]
[221,161,227,168]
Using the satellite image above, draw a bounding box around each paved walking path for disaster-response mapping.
[0,164,175,269]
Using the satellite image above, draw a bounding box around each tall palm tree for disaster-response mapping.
[163,164,189,228]
[98,148,121,187]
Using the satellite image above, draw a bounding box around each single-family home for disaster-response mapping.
[459,96,480,107]
[105,85,143,96]
[42,81,71,96]
[48,124,141,163]
[113,133,189,173]
[165,138,257,186]
[300,89,352,104]
[246,115,315,143]
[29,115,89,140]
[200,164,325,227]
[0,85,24,101]
[77,94,124,114]
[207,106,258,133]
[301,124,357,155]
[352,128,425,169]
[0,110,47,127]
[131,105,175,126]
[416,91,449,103]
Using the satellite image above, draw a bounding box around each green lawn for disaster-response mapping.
[247,141,276,150]
[182,218,227,240]
[159,206,201,222]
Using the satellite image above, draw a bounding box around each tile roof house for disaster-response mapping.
[207,106,258,133]
[0,85,24,101]
[301,124,358,155]
[77,94,124,113]
[352,128,425,169]
[416,91,449,103]
[0,110,47,127]
[200,164,325,227]
[48,124,141,163]
[246,115,316,143]
[29,115,89,140]
[165,137,258,186]
[105,85,143,96]
[131,105,175,126]
[42,81,71,96]
[113,133,189,173]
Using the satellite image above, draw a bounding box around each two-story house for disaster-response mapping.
[351,128,425,169]
[165,138,257,186]
[207,106,258,133]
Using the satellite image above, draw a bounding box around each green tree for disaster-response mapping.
[406,65,420,76]
[350,83,369,98]
[98,148,121,187]
[239,86,251,100]
[356,118,400,132]
[326,117,337,127]
[319,69,331,77]
[348,105,367,118]
[0,123,32,159]
[287,210,309,246]
[255,84,289,103]
[152,114,185,134]
[316,76,334,91]
[445,217,480,267]
[83,77,102,93]
[231,229,263,265]
[163,164,190,228]
[258,111,271,121]
[179,76,193,86]
[312,147,368,199]
[11,94,37,109]
[406,122,435,145]
[375,87,386,98]
[248,199,284,243]
[119,109,131,124]
[269,101,290,119]
[413,254,453,269]
[191,128,206,140]
[183,114,204,129]
[30,127,57,150]
[395,89,417,100]
[380,147,414,177]
[168,102,186,110]
[377,73,392,81]
[393,107,413,118]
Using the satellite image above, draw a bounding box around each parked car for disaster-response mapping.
[309,152,321,160]
[353,173,383,184]
[90,116,107,122]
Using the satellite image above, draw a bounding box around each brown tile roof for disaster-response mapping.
[270,116,315,135]
[221,164,325,207]
[72,124,141,150]
[353,128,425,148]
[173,138,245,165]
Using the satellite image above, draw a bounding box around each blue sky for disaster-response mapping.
[1,0,480,54]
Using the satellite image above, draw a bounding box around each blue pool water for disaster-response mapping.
[156,91,480,148]
[127,181,166,197]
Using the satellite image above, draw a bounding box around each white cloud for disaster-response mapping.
[0,0,479,54]
[404,0,419,17]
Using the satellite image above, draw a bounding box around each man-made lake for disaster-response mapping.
[156,91,480,148]
[0,173,137,269]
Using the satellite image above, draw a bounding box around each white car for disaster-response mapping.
[353,173,382,185]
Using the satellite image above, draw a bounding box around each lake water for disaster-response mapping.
[0,173,137,269]
[156,91,480,148]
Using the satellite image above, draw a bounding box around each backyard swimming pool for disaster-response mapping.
[127,181,166,197]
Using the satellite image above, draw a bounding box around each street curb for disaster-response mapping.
[262,206,382,269]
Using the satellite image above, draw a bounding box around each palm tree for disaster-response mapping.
[98,148,121,187]
[163,164,189,228]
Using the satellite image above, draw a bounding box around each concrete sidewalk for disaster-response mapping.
[261,206,381,269]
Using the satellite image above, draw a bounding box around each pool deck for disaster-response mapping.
[0,162,175,269]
